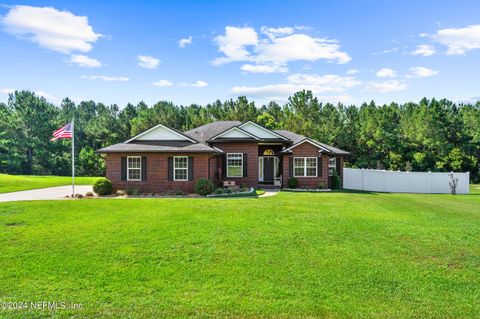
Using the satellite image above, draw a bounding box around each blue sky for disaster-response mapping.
[1,0,480,107]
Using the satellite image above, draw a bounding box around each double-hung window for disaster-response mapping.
[127,156,141,181]
[293,157,317,177]
[328,157,337,176]
[174,156,188,181]
[227,153,243,178]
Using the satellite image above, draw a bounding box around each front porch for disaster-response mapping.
[257,144,283,188]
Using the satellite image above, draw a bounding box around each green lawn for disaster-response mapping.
[0,174,100,193]
[0,191,479,318]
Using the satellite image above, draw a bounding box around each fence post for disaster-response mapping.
[428,171,432,194]
[385,170,388,192]
[361,168,365,191]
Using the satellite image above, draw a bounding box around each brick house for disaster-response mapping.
[97,121,349,193]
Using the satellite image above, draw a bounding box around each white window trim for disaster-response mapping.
[293,157,317,178]
[226,153,243,178]
[173,156,189,181]
[127,156,142,181]
[328,157,337,176]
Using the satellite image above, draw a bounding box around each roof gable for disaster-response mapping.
[283,138,331,153]
[125,123,196,143]
[239,121,288,140]
[210,126,259,140]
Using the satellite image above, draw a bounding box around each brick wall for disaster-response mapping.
[105,152,214,194]
[212,142,259,188]
[282,142,329,189]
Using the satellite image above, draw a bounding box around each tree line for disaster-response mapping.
[1,90,479,181]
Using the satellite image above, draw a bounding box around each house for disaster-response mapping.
[97,121,349,193]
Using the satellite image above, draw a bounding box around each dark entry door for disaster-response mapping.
[263,157,274,182]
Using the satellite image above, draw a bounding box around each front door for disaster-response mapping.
[263,157,274,182]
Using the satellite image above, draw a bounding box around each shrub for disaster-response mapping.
[332,171,341,189]
[93,178,113,195]
[194,178,215,196]
[174,189,184,196]
[317,181,326,189]
[125,188,140,195]
[214,188,224,195]
[287,177,298,188]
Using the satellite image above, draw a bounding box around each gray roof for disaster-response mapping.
[97,141,218,153]
[275,130,350,155]
[97,121,349,155]
[184,121,241,143]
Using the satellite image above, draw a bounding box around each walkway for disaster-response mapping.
[0,186,93,202]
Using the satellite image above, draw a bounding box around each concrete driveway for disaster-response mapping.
[0,186,93,202]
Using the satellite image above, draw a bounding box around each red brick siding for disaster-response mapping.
[282,142,329,189]
[105,152,213,194]
[212,142,259,188]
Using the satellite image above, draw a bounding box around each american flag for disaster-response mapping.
[51,123,73,141]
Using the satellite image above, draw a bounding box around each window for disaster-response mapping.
[127,156,141,181]
[227,153,243,178]
[293,157,317,177]
[174,156,188,181]
[328,157,337,176]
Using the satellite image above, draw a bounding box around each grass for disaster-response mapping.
[0,174,100,193]
[256,189,266,196]
[0,190,479,318]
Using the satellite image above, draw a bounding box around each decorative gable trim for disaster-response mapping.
[125,123,197,143]
[283,138,331,153]
[210,126,260,140]
[239,121,289,140]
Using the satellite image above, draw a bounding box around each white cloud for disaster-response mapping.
[0,88,14,95]
[68,54,101,68]
[213,26,258,64]
[260,26,295,39]
[376,68,397,78]
[365,80,407,93]
[178,36,192,48]
[213,26,350,73]
[411,44,436,56]
[346,69,359,75]
[35,90,57,101]
[137,55,160,69]
[433,24,480,55]
[152,80,173,87]
[1,5,101,53]
[81,75,129,81]
[241,63,287,73]
[230,73,360,99]
[409,67,438,77]
[190,80,208,88]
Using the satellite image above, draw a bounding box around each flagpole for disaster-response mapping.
[72,118,75,197]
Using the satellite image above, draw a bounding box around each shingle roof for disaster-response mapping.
[275,130,350,155]
[97,121,349,155]
[97,140,219,153]
[184,121,241,143]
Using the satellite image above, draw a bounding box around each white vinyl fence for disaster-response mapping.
[343,168,470,194]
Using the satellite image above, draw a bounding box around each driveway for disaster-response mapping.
[0,186,93,202]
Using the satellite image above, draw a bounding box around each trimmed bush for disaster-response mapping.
[287,177,298,188]
[317,181,326,189]
[332,171,341,189]
[194,178,215,196]
[93,178,113,195]
[125,188,140,195]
